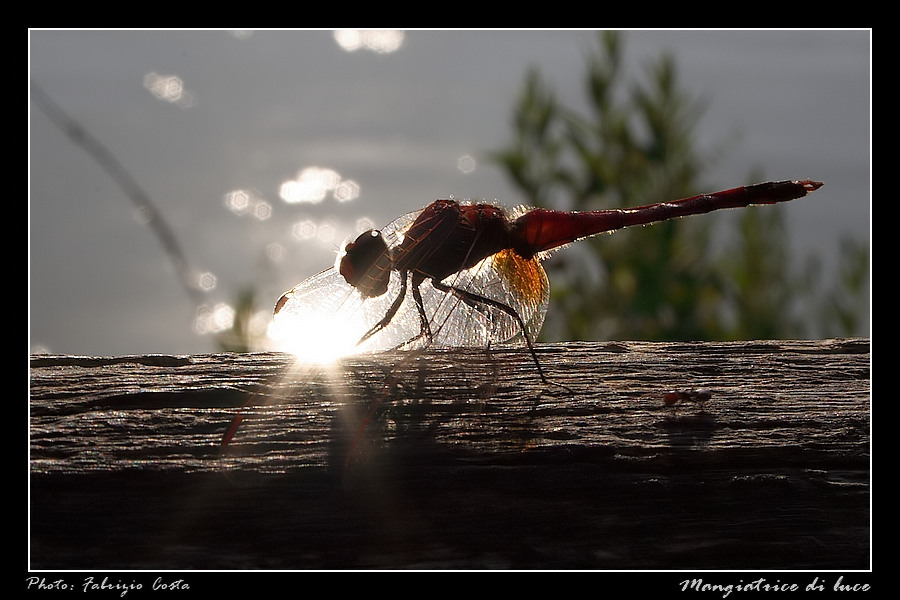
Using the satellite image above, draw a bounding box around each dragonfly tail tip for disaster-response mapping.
[799,180,824,193]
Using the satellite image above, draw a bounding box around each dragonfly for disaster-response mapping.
[270,179,823,381]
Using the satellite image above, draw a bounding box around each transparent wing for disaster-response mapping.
[420,248,549,348]
[269,205,550,361]
[270,207,425,359]
[270,267,421,360]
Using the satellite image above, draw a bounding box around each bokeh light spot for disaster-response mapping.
[133,206,153,225]
[192,302,235,335]
[292,219,318,241]
[252,200,272,220]
[224,189,252,215]
[457,154,477,174]
[194,271,217,292]
[265,242,286,262]
[212,303,235,331]
[224,189,272,220]
[333,30,405,54]
[196,271,217,291]
[143,72,194,108]
[334,179,360,202]
[317,220,337,244]
[280,167,340,204]
[279,180,318,204]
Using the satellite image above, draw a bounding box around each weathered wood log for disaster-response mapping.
[29,339,870,570]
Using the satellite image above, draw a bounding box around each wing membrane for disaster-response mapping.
[270,204,550,359]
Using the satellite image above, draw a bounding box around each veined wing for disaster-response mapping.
[270,204,551,360]
[271,249,549,360]
[271,266,421,360]
[270,207,425,360]
[406,247,550,349]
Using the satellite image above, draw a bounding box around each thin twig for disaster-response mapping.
[31,83,204,307]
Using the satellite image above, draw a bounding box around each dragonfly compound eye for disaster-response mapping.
[339,230,392,298]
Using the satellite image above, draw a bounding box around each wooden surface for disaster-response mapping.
[29,339,870,570]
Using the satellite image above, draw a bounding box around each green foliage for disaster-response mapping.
[718,202,808,339]
[821,237,870,337]
[216,287,264,353]
[490,31,867,341]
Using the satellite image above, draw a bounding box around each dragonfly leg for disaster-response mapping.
[431,280,549,385]
[411,274,434,342]
[384,274,434,350]
[357,270,409,346]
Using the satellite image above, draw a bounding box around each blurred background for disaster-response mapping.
[29,29,870,356]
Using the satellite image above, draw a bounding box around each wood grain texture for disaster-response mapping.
[29,339,870,570]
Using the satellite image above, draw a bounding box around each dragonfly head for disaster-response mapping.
[339,229,392,298]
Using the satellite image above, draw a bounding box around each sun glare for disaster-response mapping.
[267,305,363,364]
